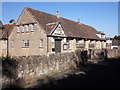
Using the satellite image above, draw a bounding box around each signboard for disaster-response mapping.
[106,40,112,47]
[106,43,112,47]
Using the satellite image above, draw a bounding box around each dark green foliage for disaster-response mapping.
[113,35,120,40]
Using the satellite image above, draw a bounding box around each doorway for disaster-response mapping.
[55,39,61,53]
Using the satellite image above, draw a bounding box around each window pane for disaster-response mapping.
[23,40,29,47]
[40,39,43,47]
[21,25,24,32]
[2,40,7,49]
[66,39,71,49]
[17,26,20,33]
[25,25,29,32]
[76,39,79,47]
[31,24,34,32]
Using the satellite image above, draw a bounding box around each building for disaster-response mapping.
[8,7,106,57]
[0,23,15,57]
[106,38,112,49]
[111,40,120,49]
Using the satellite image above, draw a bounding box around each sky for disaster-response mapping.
[1,2,118,37]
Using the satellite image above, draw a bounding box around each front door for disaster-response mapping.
[55,39,61,53]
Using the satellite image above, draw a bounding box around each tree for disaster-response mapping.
[113,35,120,40]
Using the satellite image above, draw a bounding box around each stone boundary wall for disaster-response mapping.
[2,50,85,88]
[88,49,120,60]
[2,49,120,88]
[107,49,120,58]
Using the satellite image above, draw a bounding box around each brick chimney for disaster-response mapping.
[56,11,60,18]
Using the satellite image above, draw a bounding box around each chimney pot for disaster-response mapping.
[56,11,60,18]
[77,19,80,24]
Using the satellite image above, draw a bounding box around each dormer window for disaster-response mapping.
[17,26,20,33]
[31,24,34,32]
[21,25,24,33]
[96,31,105,38]
[101,34,105,38]
[25,25,29,32]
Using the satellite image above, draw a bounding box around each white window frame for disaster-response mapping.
[66,39,71,49]
[25,25,29,32]
[2,40,7,50]
[17,26,20,33]
[76,39,79,48]
[23,40,29,48]
[84,40,86,48]
[39,39,43,48]
[31,24,34,32]
[21,25,24,33]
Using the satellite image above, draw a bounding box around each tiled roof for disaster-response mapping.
[0,24,15,39]
[25,7,104,40]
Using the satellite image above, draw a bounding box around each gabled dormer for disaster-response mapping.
[48,22,66,37]
[96,31,105,38]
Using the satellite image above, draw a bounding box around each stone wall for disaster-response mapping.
[88,49,107,60]
[107,49,120,58]
[2,50,85,88]
[2,49,120,88]
[88,49,120,60]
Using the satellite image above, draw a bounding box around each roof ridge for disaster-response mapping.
[60,17,80,25]
[3,24,15,26]
[3,24,11,25]
[24,7,101,40]
[25,6,82,25]
[25,6,58,18]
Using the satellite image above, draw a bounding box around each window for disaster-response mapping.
[66,39,71,49]
[84,40,86,48]
[25,25,29,32]
[17,26,20,33]
[23,40,29,48]
[39,39,43,48]
[89,40,95,48]
[2,40,7,49]
[101,34,105,38]
[31,24,34,32]
[76,39,79,47]
[21,25,24,33]
[11,40,14,48]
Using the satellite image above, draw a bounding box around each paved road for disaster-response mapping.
[26,57,120,88]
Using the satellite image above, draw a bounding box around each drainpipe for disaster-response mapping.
[7,29,9,58]
[46,24,49,53]
[47,36,49,53]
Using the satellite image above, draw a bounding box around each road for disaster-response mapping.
[26,57,120,88]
